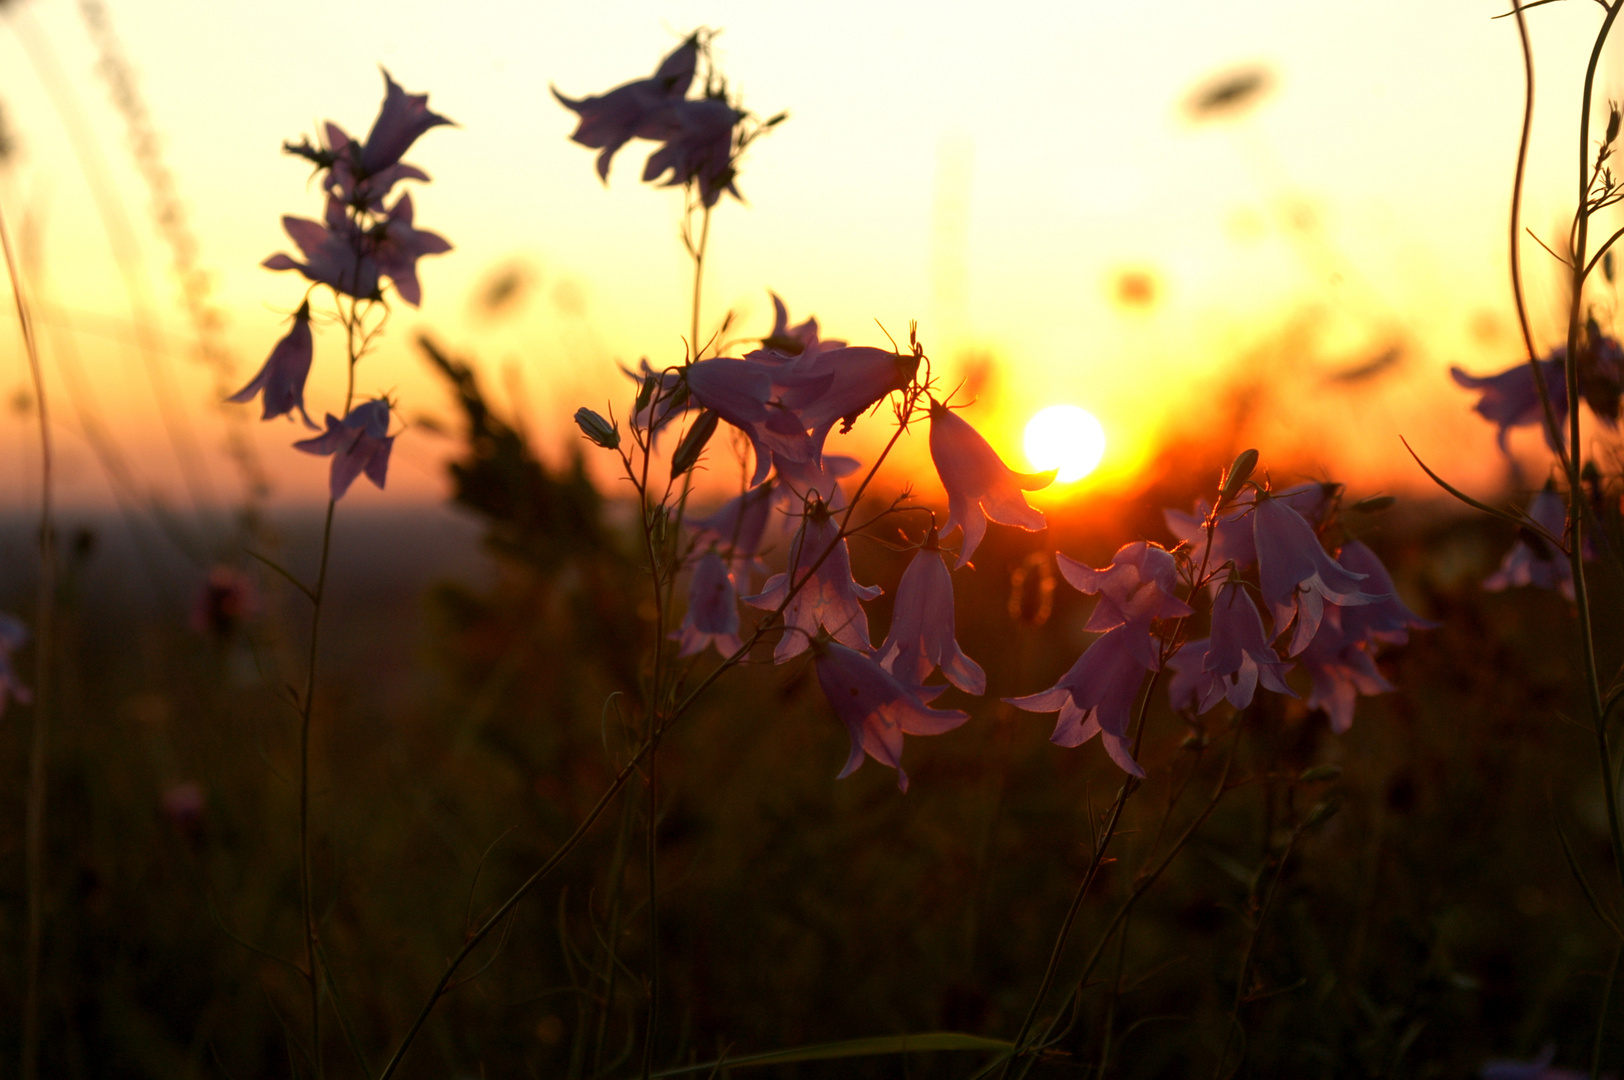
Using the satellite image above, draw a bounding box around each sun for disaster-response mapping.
[1024,404,1107,483]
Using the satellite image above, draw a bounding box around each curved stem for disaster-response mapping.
[5,194,54,1080]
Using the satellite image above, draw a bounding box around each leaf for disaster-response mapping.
[649,1032,1016,1077]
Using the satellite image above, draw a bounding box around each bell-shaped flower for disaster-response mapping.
[1058,541,1192,648]
[745,500,881,662]
[1162,482,1335,577]
[1005,624,1155,777]
[779,346,920,458]
[929,400,1055,568]
[294,398,395,500]
[1298,609,1394,733]
[639,97,743,207]
[671,550,744,658]
[1333,540,1437,645]
[1485,486,1573,600]
[1450,356,1567,453]
[553,34,698,181]
[690,483,775,563]
[0,612,31,720]
[373,192,451,307]
[1167,638,1219,714]
[1253,494,1377,656]
[264,195,380,300]
[876,532,986,696]
[359,69,455,176]
[321,121,431,212]
[1203,581,1295,710]
[228,301,316,427]
[812,635,968,793]
[771,450,859,511]
[754,292,842,360]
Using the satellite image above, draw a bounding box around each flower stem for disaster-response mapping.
[4,193,54,1080]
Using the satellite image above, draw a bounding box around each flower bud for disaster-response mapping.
[1303,794,1343,828]
[573,407,620,449]
[1297,764,1343,783]
[1608,101,1621,146]
[1218,448,1259,507]
[670,409,719,479]
[1350,495,1395,514]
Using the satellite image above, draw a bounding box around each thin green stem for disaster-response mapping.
[1593,940,1621,1080]
[1212,828,1300,1080]
[4,192,54,1080]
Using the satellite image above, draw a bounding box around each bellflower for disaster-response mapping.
[929,400,1055,568]
[0,612,30,720]
[1253,494,1376,656]
[322,122,430,213]
[1298,608,1393,733]
[1163,482,1335,576]
[1006,624,1156,777]
[1450,356,1567,453]
[876,532,986,695]
[771,450,859,511]
[359,69,455,176]
[372,192,452,307]
[553,35,699,182]
[1485,487,1573,600]
[1167,638,1219,714]
[640,97,744,206]
[779,346,920,458]
[294,398,395,500]
[755,292,841,359]
[672,550,744,658]
[689,482,776,566]
[812,637,968,793]
[1203,581,1295,710]
[1059,542,1192,642]
[746,500,881,662]
[228,300,316,427]
[1334,540,1436,644]
[264,195,380,300]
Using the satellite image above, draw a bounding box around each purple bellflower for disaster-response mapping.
[1450,357,1567,453]
[1167,638,1218,714]
[553,35,699,182]
[322,121,430,213]
[689,483,776,568]
[672,550,744,658]
[746,499,881,662]
[1485,486,1573,600]
[876,531,986,696]
[264,195,380,300]
[771,450,859,511]
[1253,494,1377,656]
[1163,482,1335,577]
[777,346,919,459]
[1202,580,1295,710]
[1006,623,1154,777]
[0,612,30,719]
[1333,540,1437,644]
[1298,608,1393,733]
[929,400,1055,568]
[228,300,316,427]
[755,292,841,359]
[1481,1045,1588,1080]
[372,192,452,307]
[1059,541,1192,648]
[812,636,968,793]
[360,69,455,176]
[294,398,395,500]
[639,97,743,207]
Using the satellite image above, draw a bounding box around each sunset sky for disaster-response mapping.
[0,0,1617,511]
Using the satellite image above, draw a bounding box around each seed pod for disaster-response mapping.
[1297,764,1343,783]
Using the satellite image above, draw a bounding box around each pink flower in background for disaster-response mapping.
[295,398,395,500]
[263,196,380,300]
[672,550,744,658]
[228,300,316,427]
[1006,624,1155,777]
[1253,494,1376,655]
[1298,608,1393,733]
[359,69,455,176]
[554,34,699,181]
[639,97,743,206]
[812,637,968,793]
[771,451,859,511]
[929,399,1054,568]
[1451,356,1567,453]
[0,612,30,720]
[191,567,260,640]
[1333,540,1436,644]
[689,483,776,568]
[746,501,880,662]
[1485,487,1573,600]
[753,292,842,359]
[877,533,986,696]
[372,192,452,307]
[1202,580,1294,710]
[1059,542,1192,641]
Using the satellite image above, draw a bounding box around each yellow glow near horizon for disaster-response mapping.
[1024,404,1107,484]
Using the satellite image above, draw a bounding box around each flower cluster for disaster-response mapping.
[1451,320,1624,453]
[554,31,781,208]
[230,70,454,500]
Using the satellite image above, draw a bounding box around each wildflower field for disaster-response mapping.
[5,4,1624,1078]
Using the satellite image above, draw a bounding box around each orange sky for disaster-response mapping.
[0,0,1618,512]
